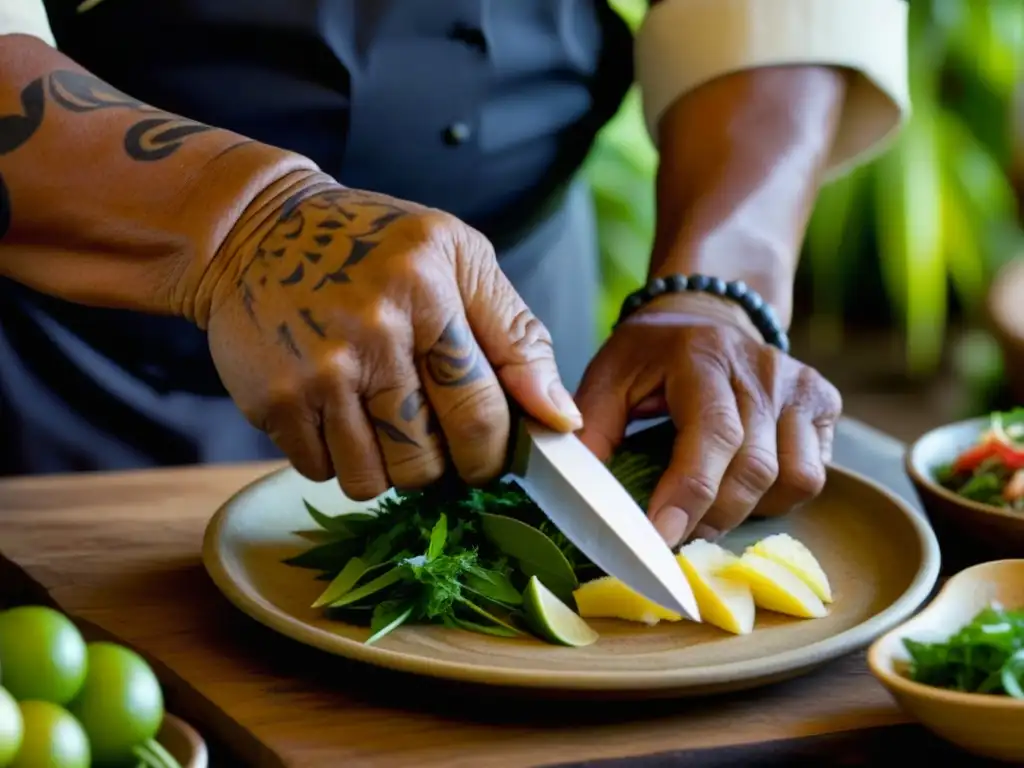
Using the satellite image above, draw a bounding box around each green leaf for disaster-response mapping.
[427,513,448,561]
[456,595,525,636]
[445,616,523,638]
[478,513,579,604]
[365,601,415,646]
[290,529,345,544]
[463,567,523,607]
[312,556,391,608]
[327,566,404,608]
[282,538,361,571]
[303,500,375,537]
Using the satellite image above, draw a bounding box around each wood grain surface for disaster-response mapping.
[0,420,941,768]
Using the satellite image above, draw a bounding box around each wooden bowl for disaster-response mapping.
[867,559,1024,763]
[905,417,1024,560]
[157,714,208,768]
[988,256,1024,404]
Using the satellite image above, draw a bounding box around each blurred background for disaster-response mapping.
[588,0,1024,441]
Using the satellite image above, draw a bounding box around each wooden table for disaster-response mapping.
[0,419,994,767]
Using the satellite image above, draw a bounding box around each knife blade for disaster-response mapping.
[505,414,701,621]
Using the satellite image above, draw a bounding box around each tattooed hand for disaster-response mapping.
[197,177,582,499]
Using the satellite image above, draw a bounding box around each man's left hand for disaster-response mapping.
[575,292,842,548]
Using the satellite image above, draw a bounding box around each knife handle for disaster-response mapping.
[503,400,532,478]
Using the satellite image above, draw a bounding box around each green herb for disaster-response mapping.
[478,512,578,605]
[284,447,665,645]
[903,606,1024,697]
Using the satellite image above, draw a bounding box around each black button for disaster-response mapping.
[447,22,487,54]
[443,122,472,146]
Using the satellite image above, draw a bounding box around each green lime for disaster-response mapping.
[522,575,599,647]
[11,701,89,768]
[0,607,87,704]
[0,687,23,767]
[69,642,164,764]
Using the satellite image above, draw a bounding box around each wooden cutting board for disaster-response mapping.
[0,421,931,767]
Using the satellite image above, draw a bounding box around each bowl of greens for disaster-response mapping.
[867,559,1024,763]
[906,410,1024,559]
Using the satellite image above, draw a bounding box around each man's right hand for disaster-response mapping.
[194,178,582,499]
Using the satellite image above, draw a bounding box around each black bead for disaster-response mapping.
[622,293,645,314]
[647,277,668,297]
[689,274,710,292]
[725,280,747,299]
[741,292,764,312]
[706,277,727,296]
[666,274,688,292]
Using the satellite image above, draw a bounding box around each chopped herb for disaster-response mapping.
[283,447,665,645]
[903,606,1024,697]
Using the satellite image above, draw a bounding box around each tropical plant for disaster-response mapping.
[587,0,1024,377]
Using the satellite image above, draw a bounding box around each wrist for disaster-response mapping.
[170,150,328,327]
[649,230,795,329]
[625,291,763,342]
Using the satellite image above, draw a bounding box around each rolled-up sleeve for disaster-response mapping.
[635,0,909,179]
[0,0,56,46]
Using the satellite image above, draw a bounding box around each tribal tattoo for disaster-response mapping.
[46,70,218,161]
[370,389,435,449]
[236,188,408,358]
[0,77,46,238]
[0,69,235,238]
[424,318,485,388]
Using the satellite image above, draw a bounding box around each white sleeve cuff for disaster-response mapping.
[635,0,910,180]
[0,0,56,47]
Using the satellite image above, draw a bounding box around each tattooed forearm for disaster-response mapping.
[0,77,46,239]
[45,70,222,162]
[425,318,485,388]
[235,188,409,356]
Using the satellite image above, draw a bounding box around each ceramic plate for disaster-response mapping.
[203,464,941,696]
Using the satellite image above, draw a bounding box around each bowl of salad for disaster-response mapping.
[867,559,1024,762]
[906,409,1024,559]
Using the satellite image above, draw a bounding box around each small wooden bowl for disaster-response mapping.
[905,417,1024,560]
[157,714,208,768]
[988,256,1024,404]
[867,559,1024,763]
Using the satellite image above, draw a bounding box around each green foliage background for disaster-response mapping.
[586,0,1024,377]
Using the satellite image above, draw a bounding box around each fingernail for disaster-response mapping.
[547,382,583,430]
[691,523,721,543]
[652,505,688,547]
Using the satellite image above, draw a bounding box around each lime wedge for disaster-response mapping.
[523,576,599,647]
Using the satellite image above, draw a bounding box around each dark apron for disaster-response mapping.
[0,0,633,475]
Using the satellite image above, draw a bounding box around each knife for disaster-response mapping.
[504,413,701,621]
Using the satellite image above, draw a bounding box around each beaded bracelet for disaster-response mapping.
[615,274,790,354]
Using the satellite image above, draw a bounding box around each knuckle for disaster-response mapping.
[679,473,719,508]
[703,407,744,450]
[402,210,457,244]
[734,445,779,491]
[795,366,842,416]
[506,309,555,360]
[309,351,359,397]
[782,459,827,499]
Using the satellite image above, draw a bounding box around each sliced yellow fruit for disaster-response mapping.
[722,552,828,619]
[523,576,599,647]
[748,533,833,603]
[573,575,682,626]
[676,539,755,635]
